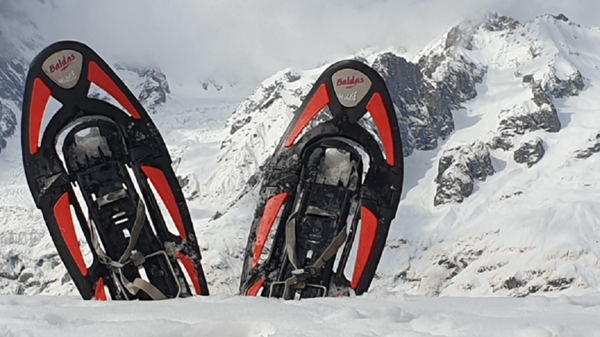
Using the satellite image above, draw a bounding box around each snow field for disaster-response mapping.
[1,292,600,336]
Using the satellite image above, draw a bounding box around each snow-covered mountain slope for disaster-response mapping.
[200,13,600,297]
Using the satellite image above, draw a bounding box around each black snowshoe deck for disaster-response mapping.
[240,60,404,299]
[21,41,208,300]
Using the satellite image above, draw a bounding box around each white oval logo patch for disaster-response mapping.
[331,69,372,108]
[42,50,83,89]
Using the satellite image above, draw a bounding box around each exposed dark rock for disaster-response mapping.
[201,78,223,91]
[477,262,506,273]
[545,277,574,290]
[434,140,494,206]
[247,172,260,187]
[0,254,23,280]
[372,53,422,154]
[136,68,171,114]
[417,32,486,149]
[372,49,485,156]
[224,74,295,138]
[230,116,252,135]
[552,14,569,22]
[60,273,71,285]
[352,56,369,64]
[500,191,523,200]
[498,104,560,135]
[531,81,554,108]
[487,131,515,150]
[17,269,34,283]
[211,211,223,221]
[438,256,458,270]
[0,55,26,154]
[0,102,17,151]
[436,57,485,111]
[177,175,189,188]
[90,65,171,114]
[224,24,488,166]
[483,13,522,31]
[433,249,485,282]
[282,71,301,83]
[522,74,535,84]
[514,137,545,167]
[504,276,524,290]
[445,26,473,50]
[544,69,584,98]
[498,82,561,137]
[0,57,25,103]
[530,46,543,59]
[490,72,573,156]
[574,133,600,158]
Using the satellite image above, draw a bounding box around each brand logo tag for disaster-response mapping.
[42,50,83,89]
[336,76,365,89]
[338,91,358,102]
[331,68,372,108]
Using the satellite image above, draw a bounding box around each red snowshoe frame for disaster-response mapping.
[240,60,404,299]
[21,41,208,300]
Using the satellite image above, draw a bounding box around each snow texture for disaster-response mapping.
[1,292,600,336]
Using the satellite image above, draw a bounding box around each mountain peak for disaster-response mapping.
[483,13,522,32]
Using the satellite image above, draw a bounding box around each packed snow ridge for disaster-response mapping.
[2,12,600,299]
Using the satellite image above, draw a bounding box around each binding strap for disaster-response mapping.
[280,209,349,299]
[90,200,169,300]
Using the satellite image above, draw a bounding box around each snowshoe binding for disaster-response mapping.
[240,60,404,299]
[21,41,209,300]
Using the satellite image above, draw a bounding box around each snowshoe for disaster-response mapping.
[21,41,209,300]
[239,60,404,299]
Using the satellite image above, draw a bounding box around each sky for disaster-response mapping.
[6,0,600,87]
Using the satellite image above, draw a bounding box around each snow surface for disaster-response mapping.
[1,292,600,336]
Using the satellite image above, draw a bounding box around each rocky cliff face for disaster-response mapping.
[210,39,488,207]
[427,13,585,205]
[88,64,172,114]
[434,140,494,206]
[0,56,26,153]
[0,101,17,152]
[513,136,545,167]
[0,0,43,154]
[210,13,585,208]
[574,132,600,159]
[125,67,171,114]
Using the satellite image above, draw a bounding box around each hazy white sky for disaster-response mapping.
[9,0,600,85]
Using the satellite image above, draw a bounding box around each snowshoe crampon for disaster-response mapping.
[21,41,209,300]
[240,60,404,299]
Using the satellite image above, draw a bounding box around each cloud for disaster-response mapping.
[12,0,600,86]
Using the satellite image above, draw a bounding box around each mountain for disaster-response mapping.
[203,13,600,297]
[2,12,600,298]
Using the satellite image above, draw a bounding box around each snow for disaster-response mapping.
[1,292,600,336]
[316,148,355,187]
